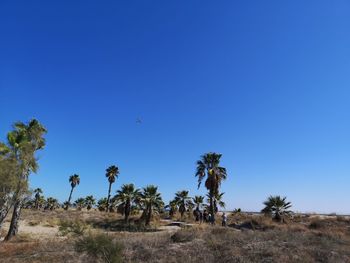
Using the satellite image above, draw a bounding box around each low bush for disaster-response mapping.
[75,233,123,263]
[58,219,87,236]
[171,228,199,243]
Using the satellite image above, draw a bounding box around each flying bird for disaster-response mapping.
[136,118,142,124]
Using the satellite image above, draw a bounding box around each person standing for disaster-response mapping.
[222,212,227,227]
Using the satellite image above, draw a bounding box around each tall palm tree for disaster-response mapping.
[195,152,227,223]
[262,195,292,221]
[114,183,140,223]
[193,195,204,212]
[5,119,47,241]
[174,190,192,219]
[66,174,80,209]
[85,195,96,211]
[33,188,43,210]
[74,198,86,210]
[105,165,119,212]
[140,185,163,226]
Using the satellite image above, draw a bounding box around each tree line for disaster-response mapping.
[0,119,292,241]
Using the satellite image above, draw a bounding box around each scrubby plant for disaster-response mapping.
[59,220,87,236]
[75,233,123,263]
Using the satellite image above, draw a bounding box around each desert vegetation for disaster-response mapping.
[1,119,350,263]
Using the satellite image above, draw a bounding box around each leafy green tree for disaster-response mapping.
[174,190,192,219]
[114,184,140,223]
[66,174,80,209]
[0,150,19,229]
[261,195,292,221]
[74,198,86,210]
[140,185,163,225]
[85,195,96,211]
[193,195,204,212]
[34,188,43,210]
[105,165,119,212]
[5,119,47,241]
[195,152,227,223]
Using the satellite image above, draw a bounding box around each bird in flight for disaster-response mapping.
[136,118,142,124]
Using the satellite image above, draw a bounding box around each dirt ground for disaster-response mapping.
[0,210,349,263]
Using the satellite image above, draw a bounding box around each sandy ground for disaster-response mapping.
[1,221,59,240]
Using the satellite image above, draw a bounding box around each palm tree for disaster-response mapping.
[195,152,227,223]
[33,188,43,210]
[166,200,178,218]
[97,197,108,211]
[193,195,204,212]
[174,190,192,219]
[140,185,163,226]
[207,192,226,214]
[105,165,119,212]
[85,195,96,211]
[74,198,86,210]
[45,197,59,210]
[261,195,292,221]
[114,183,140,223]
[66,174,80,210]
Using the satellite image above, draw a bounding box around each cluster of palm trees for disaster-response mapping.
[0,118,294,242]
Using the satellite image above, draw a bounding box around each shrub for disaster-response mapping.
[75,233,123,263]
[171,228,199,243]
[58,220,87,236]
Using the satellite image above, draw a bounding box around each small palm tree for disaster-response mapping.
[195,152,227,223]
[174,190,192,219]
[66,174,80,209]
[166,200,178,218]
[74,198,86,210]
[45,197,59,210]
[84,195,96,211]
[97,197,108,212]
[207,192,226,214]
[33,188,43,210]
[114,183,140,223]
[262,195,292,221]
[193,195,204,212]
[105,165,119,212]
[140,185,164,226]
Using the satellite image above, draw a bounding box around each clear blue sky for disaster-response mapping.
[1,1,349,214]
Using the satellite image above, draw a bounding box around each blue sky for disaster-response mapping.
[1,1,349,214]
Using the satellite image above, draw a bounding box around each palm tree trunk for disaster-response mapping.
[66,187,74,210]
[209,192,215,224]
[125,202,130,223]
[146,205,152,225]
[106,182,112,212]
[5,198,23,241]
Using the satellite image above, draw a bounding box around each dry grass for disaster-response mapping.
[0,210,349,262]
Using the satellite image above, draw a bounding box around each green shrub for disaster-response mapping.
[75,233,123,263]
[58,220,87,236]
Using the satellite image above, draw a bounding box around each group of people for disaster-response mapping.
[194,210,228,226]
